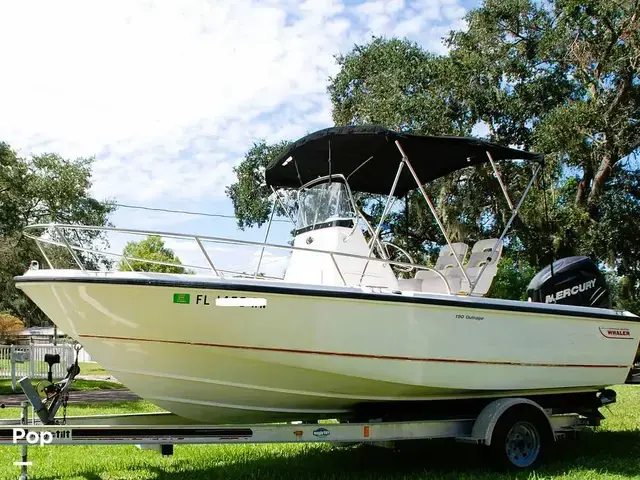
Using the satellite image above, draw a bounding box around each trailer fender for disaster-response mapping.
[467,397,552,446]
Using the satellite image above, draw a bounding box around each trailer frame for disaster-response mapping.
[0,378,614,480]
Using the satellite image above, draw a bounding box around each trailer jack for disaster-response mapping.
[18,344,82,425]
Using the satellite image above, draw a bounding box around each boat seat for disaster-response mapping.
[461,238,503,295]
[469,238,503,257]
[415,266,458,294]
[403,240,503,296]
[412,243,468,294]
[434,242,468,268]
[417,239,503,296]
[396,242,468,293]
[397,277,423,292]
[436,267,465,294]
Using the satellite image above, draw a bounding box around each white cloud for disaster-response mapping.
[0,0,470,205]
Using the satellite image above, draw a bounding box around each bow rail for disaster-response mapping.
[22,223,451,294]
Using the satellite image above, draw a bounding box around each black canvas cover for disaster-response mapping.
[265,126,543,196]
[527,256,611,309]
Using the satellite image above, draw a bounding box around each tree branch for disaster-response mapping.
[588,154,617,205]
[628,131,640,155]
[605,73,632,121]
[576,162,593,206]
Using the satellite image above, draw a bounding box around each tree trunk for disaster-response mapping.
[588,154,616,206]
[575,163,593,206]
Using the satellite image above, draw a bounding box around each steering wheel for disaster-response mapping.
[381,241,415,273]
[350,210,392,260]
[347,209,415,273]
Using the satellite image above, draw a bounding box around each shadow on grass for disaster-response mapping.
[33,428,640,480]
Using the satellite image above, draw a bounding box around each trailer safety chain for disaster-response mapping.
[62,393,68,425]
[61,345,82,425]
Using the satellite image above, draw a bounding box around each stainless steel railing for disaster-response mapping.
[22,223,451,293]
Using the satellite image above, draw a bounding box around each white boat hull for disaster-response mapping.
[15,270,640,424]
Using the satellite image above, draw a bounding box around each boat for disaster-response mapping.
[13,125,640,425]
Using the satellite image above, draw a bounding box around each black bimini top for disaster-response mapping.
[265,125,544,197]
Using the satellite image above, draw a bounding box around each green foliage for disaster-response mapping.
[486,257,537,301]
[0,312,24,344]
[585,172,640,313]
[613,277,640,316]
[329,37,473,135]
[119,235,186,274]
[445,0,575,149]
[224,0,640,305]
[0,142,115,326]
[448,0,640,206]
[225,140,292,230]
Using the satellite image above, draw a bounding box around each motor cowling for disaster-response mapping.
[526,256,611,309]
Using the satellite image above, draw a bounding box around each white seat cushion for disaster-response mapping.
[398,278,423,292]
[464,264,499,295]
[419,268,459,294]
[439,242,469,260]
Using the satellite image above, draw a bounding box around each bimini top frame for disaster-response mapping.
[266,126,544,295]
[265,125,543,197]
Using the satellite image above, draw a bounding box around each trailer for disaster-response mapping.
[0,352,619,480]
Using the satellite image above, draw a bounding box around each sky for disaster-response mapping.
[0,0,477,277]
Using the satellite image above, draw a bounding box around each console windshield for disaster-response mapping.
[296,180,356,231]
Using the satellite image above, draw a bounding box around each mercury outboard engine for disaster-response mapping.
[527,256,611,308]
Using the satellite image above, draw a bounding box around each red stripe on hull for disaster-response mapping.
[78,334,630,369]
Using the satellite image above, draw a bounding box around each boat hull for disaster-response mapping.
[14,270,640,424]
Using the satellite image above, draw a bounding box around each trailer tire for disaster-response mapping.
[488,404,552,470]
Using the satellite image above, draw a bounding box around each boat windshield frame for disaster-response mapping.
[294,175,359,235]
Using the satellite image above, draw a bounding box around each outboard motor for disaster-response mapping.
[527,256,611,308]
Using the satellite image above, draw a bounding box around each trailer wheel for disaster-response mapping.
[489,405,551,470]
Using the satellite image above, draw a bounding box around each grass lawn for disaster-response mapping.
[0,360,114,381]
[0,378,124,395]
[77,362,111,377]
[0,360,122,395]
[0,399,164,419]
[0,360,120,395]
[0,386,639,479]
[0,359,53,374]
[1,359,110,375]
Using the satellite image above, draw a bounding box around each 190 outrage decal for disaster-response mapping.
[599,327,633,339]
